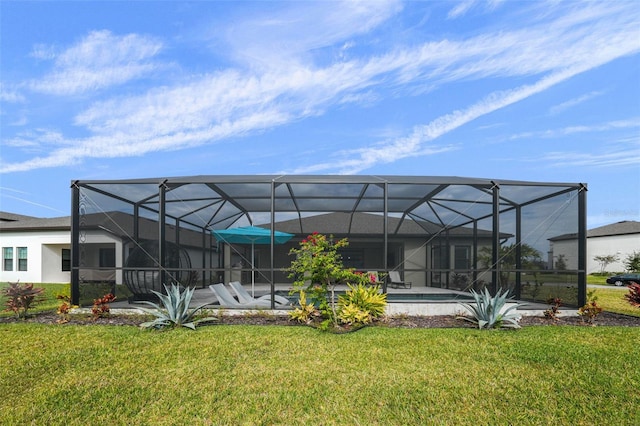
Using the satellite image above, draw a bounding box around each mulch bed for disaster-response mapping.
[2,310,640,328]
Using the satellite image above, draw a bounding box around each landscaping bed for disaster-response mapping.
[2,309,639,328]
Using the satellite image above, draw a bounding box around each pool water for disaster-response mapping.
[275,290,474,303]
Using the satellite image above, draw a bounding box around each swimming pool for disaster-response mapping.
[275,290,474,303]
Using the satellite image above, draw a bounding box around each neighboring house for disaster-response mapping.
[587,220,640,273]
[0,212,72,283]
[0,210,214,286]
[548,220,640,273]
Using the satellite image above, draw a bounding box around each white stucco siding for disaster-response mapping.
[588,234,640,273]
[0,230,70,283]
[403,240,426,287]
[42,244,71,283]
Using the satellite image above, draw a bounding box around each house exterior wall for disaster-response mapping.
[42,243,70,283]
[587,234,640,273]
[403,240,426,287]
[549,240,579,271]
[0,230,70,283]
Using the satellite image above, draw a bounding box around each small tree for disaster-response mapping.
[478,243,542,289]
[593,254,619,274]
[625,282,640,308]
[555,254,567,271]
[624,251,640,272]
[286,233,371,330]
[2,281,45,319]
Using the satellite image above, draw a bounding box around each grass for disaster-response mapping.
[0,282,68,318]
[587,274,609,285]
[0,324,639,425]
[1,282,639,423]
[590,286,640,317]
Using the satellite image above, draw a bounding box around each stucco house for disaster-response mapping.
[548,220,639,273]
[586,220,640,273]
[1,212,73,284]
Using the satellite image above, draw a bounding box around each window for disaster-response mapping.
[454,246,471,270]
[99,248,116,267]
[17,247,27,271]
[3,247,13,271]
[62,249,71,271]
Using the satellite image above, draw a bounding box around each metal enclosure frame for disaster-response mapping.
[70,175,587,307]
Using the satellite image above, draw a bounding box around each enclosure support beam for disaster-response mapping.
[491,182,500,294]
[158,181,167,288]
[515,205,522,299]
[270,180,276,309]
[70,181,80,305]
[383,182,388,293]
[578,184,588,306]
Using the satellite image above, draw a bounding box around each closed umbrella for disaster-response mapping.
[212,226,294,295]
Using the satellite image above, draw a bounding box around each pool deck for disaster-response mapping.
[107,283,570,317]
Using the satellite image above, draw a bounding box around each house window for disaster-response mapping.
[3,247,13,271]
[99,248,116,267]
[454,246,471,270]
[62,249,71,271]
[17,247,28,271]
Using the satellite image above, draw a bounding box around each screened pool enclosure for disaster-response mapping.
[70,175,587,307]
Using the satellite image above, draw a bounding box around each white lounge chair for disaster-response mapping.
[209,283,272,308]
[228,281,290,307]
[388,271,412,289]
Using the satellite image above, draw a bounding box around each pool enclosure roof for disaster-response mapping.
[75,175,585,234]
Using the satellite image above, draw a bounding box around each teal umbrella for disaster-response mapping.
[212,226,294,295]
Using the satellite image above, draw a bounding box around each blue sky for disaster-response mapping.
[1,0,639,228]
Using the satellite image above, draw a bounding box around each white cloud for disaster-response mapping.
[549,91,604,115]
[223,0,403,68]
[2,1,639,174]
[0,87,26,103]
[448,0,477,19]
[29,43,57,60]
[541,148,640,168]
[507,119,640,141]
[29,30,163,95]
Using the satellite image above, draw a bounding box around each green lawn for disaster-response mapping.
[587,274,609,285]
[590,286,640,317]
[1,324,639,425]
[0,282,68,317]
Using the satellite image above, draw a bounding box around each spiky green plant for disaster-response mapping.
[139,283,216,330]
[338,283,387,325]
[458,287,521,329]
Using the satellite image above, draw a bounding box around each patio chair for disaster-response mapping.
[388,271,412,289]
[209,283,272,308]
[228,281,290,307]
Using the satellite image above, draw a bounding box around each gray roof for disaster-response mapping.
[0,214,70,231]
[271,212,501,238]
[0,211,41,222]
[549,220,640,241]
[588,220,640,238]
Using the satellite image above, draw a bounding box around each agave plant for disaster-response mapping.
[139,283,216,330]
[458,287,521,329]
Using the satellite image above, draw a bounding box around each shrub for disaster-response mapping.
[56,294,77,323]
[286,233,375,330]
[625,282,640,308]
[139,283,217,330]
[1,281,45,319]
[544,297,562,321]
[577,301,603,325]
[338,283,387,325]
[458,287,521,329]
[289,290,319,324]
[91,293,116,320]
[624,251,640,272]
